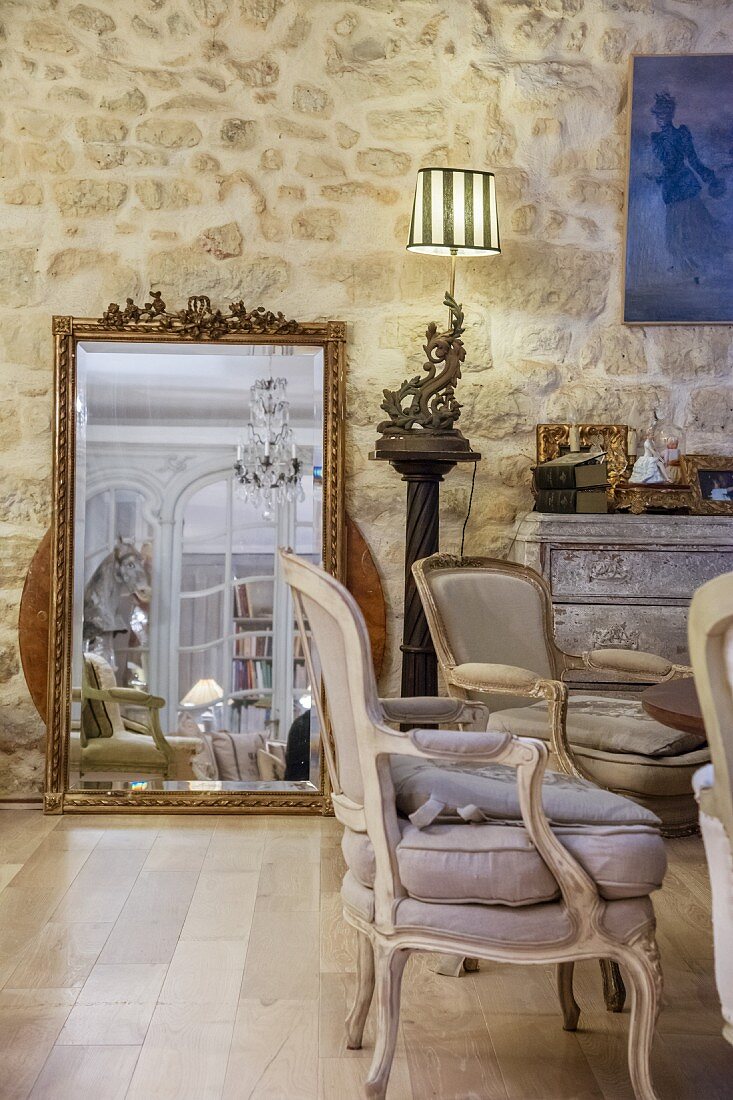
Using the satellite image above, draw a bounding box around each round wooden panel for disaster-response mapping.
[18,518,387,724]
[18,527,51,724]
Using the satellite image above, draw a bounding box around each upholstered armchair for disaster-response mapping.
[280,549,667,1100]
[70,653,205,781]
[413,555,709,835]
[688,572,733,1047]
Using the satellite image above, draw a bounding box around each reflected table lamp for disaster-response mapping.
[179,677,224,731]
[370,166,500,697]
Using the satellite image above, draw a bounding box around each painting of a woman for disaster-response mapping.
[649,90,725,282]
[625,56,733,323]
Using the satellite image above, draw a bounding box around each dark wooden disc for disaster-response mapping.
[18,527,52,724]
[641,678,704,736]
[18,518,387,725]
[345,514,386,679]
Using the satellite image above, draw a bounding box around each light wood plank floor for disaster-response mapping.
[0,809,731,1099]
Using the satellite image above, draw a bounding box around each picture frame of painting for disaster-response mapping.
[685,454,733,515]
[624,54,733,324]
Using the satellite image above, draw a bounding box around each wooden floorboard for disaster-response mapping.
[0,811,731,1099]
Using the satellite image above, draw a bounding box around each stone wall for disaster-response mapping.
[2,0,732,793]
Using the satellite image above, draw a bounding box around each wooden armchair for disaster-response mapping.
[689,572,733,1047]
[413,554,709,836]
[71,653,204,781]
[280,549,666,1100]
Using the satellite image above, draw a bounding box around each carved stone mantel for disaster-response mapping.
[511,512,733,679]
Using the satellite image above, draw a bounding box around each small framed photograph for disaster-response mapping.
[686,455,733,514]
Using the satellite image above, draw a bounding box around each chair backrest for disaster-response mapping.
[688,572,733,842]
[279,550,382,806]
[413,556,559,701]
[81,653,124,738]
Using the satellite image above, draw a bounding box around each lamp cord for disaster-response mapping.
[460,462,477,559]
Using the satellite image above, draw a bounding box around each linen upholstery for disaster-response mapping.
[340,871,656,947]
[343,818,666,905]
[689,582,733,1047]
[490,696,707,757]
[390,756,662,828]
[586,649,675,679]
[427,568,553,677]
[695,797,733,1037]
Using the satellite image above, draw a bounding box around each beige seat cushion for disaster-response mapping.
[72,729,167,769]
[341,872,655,947]
[490,695,707,757]
[343,816,666,907]
[390,756,661,828]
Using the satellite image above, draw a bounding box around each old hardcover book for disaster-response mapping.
[534,453,607,490]
[535,488,608,514]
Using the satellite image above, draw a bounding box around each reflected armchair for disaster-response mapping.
[413,555,709,836]
[280,549,666,1100]
[71,653,205,781]
[688,572,733,1047]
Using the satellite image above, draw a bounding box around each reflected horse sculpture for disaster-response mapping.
[83,539,151,670]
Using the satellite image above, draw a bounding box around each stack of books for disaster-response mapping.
[533,453,608,514]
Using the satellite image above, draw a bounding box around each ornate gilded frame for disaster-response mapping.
[536,423,630,497]
[46,295,346,814]
[685,454,733,516]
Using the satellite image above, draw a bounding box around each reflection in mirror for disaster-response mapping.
[70,341,324,792]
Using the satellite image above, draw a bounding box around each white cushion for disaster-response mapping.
[203,731,264,780]
[390,756,661,829]
[343,818,666,906]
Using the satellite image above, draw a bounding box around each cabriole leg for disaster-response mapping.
[365,943,410,1100]
[346,931,375,1050]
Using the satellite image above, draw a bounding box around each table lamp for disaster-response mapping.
[375,166,500,454]
[180,678,223,708]
[370,167,499,697]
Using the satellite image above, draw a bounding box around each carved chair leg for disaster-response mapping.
[601,958,627,1012]
[346,931,375,1050]
[557,962,581,1031]
[620,935,663,1100]
[365,944,410,1100]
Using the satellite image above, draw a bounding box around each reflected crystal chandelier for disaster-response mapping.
[234,376,304,518]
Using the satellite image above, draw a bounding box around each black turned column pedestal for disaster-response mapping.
[370,437,480,698]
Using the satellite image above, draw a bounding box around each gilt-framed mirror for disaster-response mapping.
[45,295,345,814]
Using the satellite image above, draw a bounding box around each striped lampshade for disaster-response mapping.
[407,167,500,256]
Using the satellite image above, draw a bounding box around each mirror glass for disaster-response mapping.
[70,340,324,792]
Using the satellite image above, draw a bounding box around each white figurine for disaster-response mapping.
[629,437,670,485]
[661,435,682,484]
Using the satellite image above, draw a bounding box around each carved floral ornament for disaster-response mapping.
[378,292,467,435]
[97,292,307,340]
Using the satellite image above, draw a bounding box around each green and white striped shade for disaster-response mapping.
[407,167,500,257]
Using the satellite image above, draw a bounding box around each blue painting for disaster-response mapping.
[624,55,733,323]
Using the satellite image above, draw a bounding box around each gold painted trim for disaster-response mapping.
[536,423,629,496]
[46,301,347,815]
[685,453,733,516]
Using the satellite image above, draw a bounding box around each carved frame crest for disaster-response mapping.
[47,295,346,815]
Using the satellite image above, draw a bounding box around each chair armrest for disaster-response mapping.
[576,648,691,682]
[368,721,599,922]
[379,696,489,730]
[446,665,592,785]
[447,662,545,694]
[83,685,166,709]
